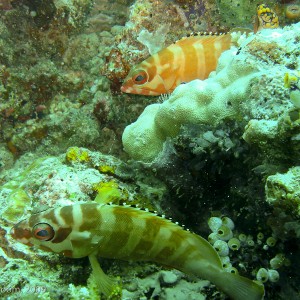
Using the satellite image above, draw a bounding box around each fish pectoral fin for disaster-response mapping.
[158,63,171,72]
[158,65,180,93]
[88,254,120,296]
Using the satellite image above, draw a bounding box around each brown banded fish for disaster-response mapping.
[11,202,264,299]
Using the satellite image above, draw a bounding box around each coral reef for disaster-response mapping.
[0,0,300,299]
[0,0,11,11]
[207,216,289,288]
[266,166,300,238]
[122,24,300,163]
[0,148,168,299]
[0,0,148,159]
[216,0,276,29]
[121,21,300,299]
[103,0,265,93]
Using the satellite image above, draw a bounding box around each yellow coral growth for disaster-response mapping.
[284,71,300,108]
[93,181,122,204]
[98,165,116,175]
[256,4,279,31]
[66,147,90,163]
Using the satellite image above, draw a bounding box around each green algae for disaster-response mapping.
[2,188,31,223]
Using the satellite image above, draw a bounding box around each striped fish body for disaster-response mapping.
[11,203,220,263]
[11,203,264,300]
[121,33,232,96]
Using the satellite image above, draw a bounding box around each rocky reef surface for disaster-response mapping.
[0,0,300,299]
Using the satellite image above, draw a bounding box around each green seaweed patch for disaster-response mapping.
[287,109,300,125]
[20,156,51,178]
[280,108,300,129]
[2,188,31,223]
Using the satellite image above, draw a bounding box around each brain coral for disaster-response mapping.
[122,45,260,162]
[122,24,300,163]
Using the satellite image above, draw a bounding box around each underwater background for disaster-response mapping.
[0,0,300,299]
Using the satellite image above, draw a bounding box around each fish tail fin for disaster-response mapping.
[219,271,264,300]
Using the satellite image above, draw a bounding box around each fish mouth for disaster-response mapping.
[10,226,16,238]
[10,227,33,246]
[10,220,33,245]
[120,85,128,93]
[120,85,159,95]
[121,85,139,94]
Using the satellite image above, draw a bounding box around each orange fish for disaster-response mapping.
[121,32,232,96]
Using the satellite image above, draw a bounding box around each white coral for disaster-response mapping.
[123,50,260,162]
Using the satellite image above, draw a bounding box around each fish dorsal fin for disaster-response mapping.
[109,202,193,233]
[175,31,229,46]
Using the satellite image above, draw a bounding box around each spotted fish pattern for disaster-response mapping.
[11,202,264,299]
[121,32,232,96]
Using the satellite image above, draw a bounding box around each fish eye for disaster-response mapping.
[133,71,148,84]
[32,223,55,241]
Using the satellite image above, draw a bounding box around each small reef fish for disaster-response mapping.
[254,4,279,33]
[121,4,280,96]
[11,202,264,299]
[121,32,232,95]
